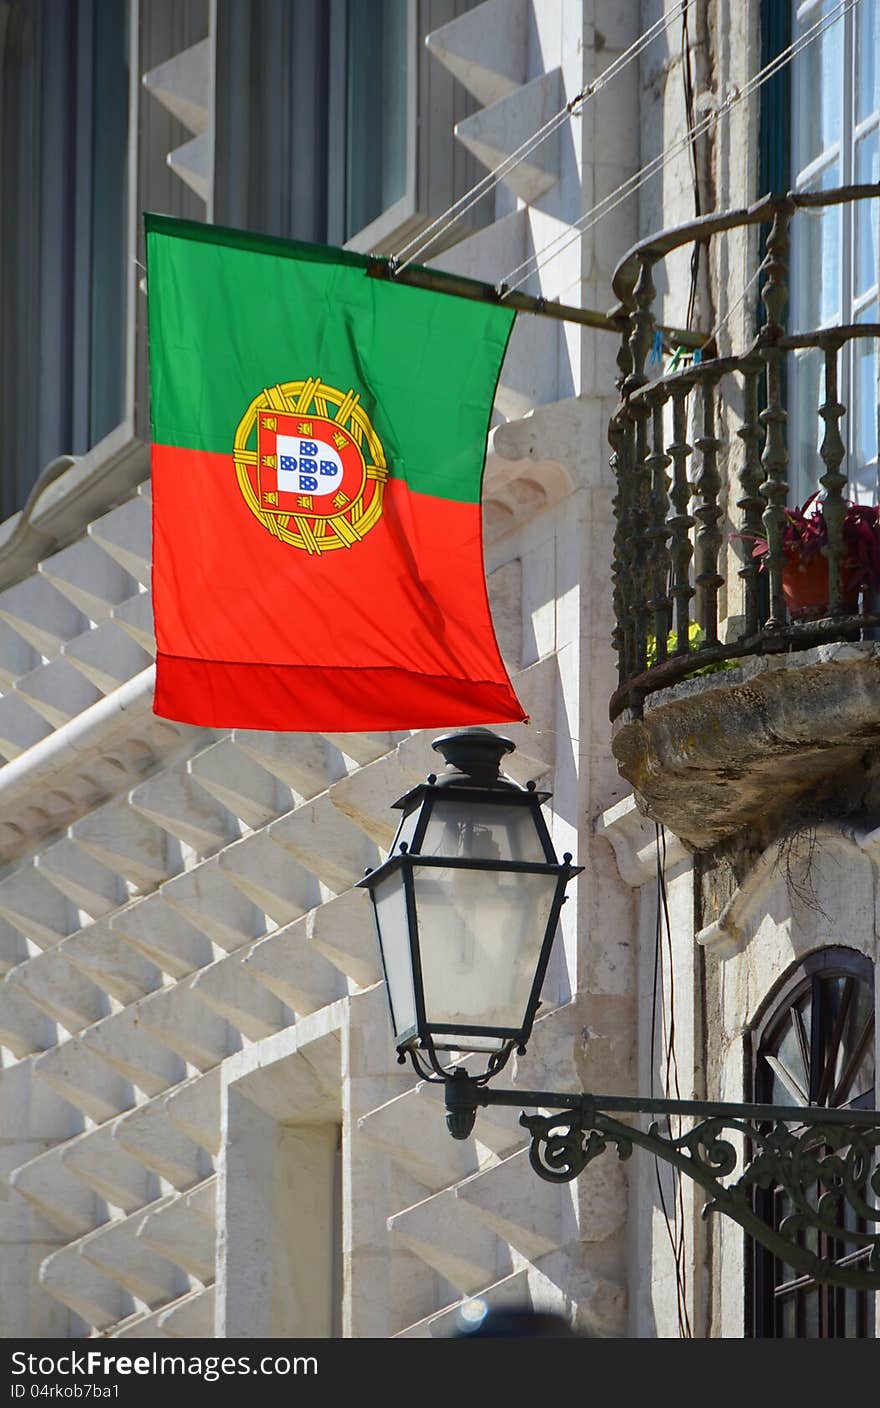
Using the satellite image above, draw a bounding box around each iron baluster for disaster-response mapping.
[609,412,627,683]
[758,202,794,630]
[736,359,765,637]
[667,385,696,655]
[693,368,724,647]
[818,337,848,614]
[646,386,673,663]
[623,255,657,677]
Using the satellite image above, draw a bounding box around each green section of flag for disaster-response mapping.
[145,215,515,506]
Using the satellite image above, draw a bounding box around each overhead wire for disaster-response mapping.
[651,823,693,1338]
[659,825,692,1338]
[699,261,765,353]
[391,1,697,272]
[661,13,699,1317]
[501,0,855,294]
[498,0,858,297]
[649,826,680,1326]
[681,0,704,331]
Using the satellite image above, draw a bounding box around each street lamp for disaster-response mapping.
[357,728,581,1103]
[358,728,880,1292]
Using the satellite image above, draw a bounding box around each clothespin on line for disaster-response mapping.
[666,343,702,374]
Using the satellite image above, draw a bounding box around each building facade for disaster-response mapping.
[0,0,876,1338]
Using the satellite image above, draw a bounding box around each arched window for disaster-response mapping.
[747,947,876,1338]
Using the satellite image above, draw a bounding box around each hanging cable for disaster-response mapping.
[659,824,693,1338]
[681,0,704,331]
[650,825,681,1322]
[393,104,575,271]
[551,200,763,334]
[699,261,765,353]
[391,1,696,271]
[501,0,855,295]
[499,0,857,297]
[394,4,688,268]
[651,822,692,1338]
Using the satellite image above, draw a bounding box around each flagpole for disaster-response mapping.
[366,256,707,351]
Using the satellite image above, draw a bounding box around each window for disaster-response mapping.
[747,947,876,1338]
[0,0,130,521]
[785,0,879,503]
[215,0,411,249]
[343,0,410,243]
[215,0,483,256]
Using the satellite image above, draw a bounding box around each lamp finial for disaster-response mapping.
[431,728,516,787]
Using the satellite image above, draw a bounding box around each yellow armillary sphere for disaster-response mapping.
[233,376,388,555]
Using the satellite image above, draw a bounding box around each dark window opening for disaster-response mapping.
[215,0,409,248]
[0,0,129,521]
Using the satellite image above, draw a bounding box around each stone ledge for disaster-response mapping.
[611,642,880,850]
[0,430,149,593]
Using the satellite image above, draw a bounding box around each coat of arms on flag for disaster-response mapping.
[234,378,387,554]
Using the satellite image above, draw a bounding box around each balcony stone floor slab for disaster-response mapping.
[611,641,880,850]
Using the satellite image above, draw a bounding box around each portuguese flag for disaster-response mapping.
[145,215,526,731]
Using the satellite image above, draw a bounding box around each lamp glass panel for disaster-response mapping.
[390,802,422,855]
[371,868,417,1043]
[419,798,548,863]
[412,864,559,1041]
[430,1033,507,1054]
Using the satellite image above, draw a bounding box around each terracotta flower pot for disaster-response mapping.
[781,553,858,621]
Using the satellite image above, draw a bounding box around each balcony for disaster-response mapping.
[608,186,880,849]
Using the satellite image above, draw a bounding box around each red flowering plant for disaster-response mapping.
[739,493,880,610]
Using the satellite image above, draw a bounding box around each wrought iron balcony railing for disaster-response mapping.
[609,185,880,722]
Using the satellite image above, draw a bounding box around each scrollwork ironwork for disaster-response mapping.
[521,1110,632,1183]
[516,1100,880,1289]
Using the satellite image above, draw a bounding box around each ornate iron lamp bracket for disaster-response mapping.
[448,1081,880,1291]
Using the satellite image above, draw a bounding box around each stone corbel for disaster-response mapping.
[483,427,574,544]
[697,821,879,957]
[594,793,688,889]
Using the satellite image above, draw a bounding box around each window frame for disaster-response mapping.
[341,0,419,254]
[771,0,880,503]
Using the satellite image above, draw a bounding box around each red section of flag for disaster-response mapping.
[154,658,523,731]
[151,444,525,730]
